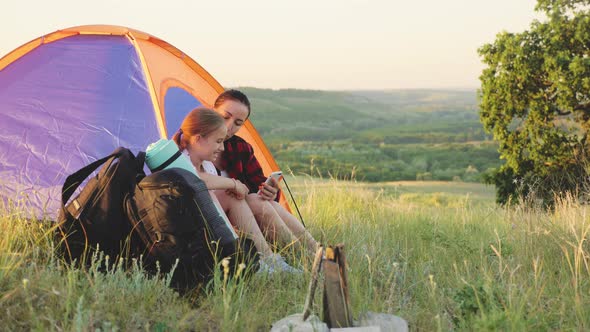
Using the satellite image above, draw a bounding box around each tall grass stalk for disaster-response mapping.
[1,178,589,330]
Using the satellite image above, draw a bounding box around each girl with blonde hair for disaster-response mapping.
[172,107,299,273]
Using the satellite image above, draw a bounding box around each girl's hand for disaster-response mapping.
[227,179,249,200]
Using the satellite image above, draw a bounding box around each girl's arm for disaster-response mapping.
[197,171,249,199]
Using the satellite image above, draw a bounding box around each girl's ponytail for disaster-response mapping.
[172,128,185,150]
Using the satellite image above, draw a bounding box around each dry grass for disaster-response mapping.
[1,178,588,330]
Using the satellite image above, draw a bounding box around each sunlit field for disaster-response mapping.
[1,178,589,331]
[292,179,496,208]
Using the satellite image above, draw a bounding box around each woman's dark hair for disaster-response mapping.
[214,89,251,118]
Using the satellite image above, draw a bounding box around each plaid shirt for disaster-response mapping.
[218,135,268,195]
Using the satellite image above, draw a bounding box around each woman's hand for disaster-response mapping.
[258,178,279,201]
[226,179,249,200]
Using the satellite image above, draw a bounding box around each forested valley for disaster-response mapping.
[245,87,500,182]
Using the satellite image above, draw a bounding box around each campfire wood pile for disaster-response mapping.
[271,245,408,332]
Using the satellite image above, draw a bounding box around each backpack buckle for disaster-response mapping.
[155,231,163,243]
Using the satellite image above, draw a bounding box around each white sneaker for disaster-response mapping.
[258,254,302,274]
[257,260,275,274]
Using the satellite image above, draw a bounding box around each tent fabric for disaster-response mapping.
[0,25,286,218]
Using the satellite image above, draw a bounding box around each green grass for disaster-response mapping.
[2,180,589,330]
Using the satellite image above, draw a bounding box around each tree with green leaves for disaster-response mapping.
[479,0,590,205]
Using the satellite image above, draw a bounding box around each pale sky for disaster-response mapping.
[0,0,542,90]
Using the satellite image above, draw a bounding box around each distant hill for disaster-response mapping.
[238,87,501,182]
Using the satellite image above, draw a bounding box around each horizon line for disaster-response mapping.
[231,86,480,92]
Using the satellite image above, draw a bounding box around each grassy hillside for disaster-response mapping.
[2,180,589,330]
[239,88,502,183]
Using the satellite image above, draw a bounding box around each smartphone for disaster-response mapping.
[265,171,283,184]
[258,171,283,194]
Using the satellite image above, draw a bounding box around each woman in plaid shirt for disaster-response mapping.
[212,90,319,257]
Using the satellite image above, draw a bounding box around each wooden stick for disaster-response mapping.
[302,246,324,321]
[335,244,353,326]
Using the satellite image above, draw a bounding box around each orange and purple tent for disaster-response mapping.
[0,25,286,218]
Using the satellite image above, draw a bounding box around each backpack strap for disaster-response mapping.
[150,150,182,172]
[135,151,146,179]
[61,152,118,206]
[136,151,146,171]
